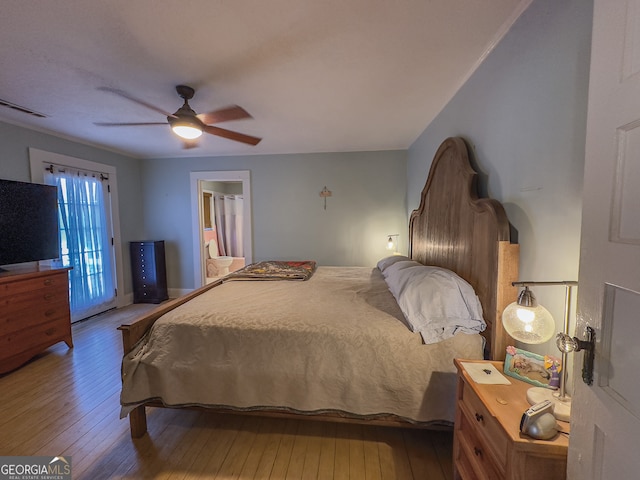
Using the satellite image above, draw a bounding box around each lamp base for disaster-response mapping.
[526,387,571,422]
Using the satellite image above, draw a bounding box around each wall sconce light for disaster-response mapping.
[502,281,594,421]
[386,234,399,253]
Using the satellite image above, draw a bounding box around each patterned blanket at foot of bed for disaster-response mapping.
[223,260,317,281]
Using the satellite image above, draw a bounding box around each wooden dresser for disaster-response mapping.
[0,266,72,374]
[453,359,569,480]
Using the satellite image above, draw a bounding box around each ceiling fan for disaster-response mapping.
[95,85,261,148]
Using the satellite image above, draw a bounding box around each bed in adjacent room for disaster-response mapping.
[118,137,519,438]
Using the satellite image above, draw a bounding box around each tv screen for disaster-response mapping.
[0,178,60,268]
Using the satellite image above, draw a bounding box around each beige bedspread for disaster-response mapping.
[120,266,483,425]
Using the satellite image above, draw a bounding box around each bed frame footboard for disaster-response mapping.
[118,280,222,438]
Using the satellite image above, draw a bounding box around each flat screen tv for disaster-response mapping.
[0,178,60,269]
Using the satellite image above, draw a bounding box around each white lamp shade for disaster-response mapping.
[502,301,555,344]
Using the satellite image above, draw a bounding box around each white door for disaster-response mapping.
[570,0,640,477]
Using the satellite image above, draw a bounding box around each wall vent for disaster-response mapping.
[0,98,47,118]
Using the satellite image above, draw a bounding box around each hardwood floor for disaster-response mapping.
[0,304,454,479]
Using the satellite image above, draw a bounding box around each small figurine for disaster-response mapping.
[544,355,562,390]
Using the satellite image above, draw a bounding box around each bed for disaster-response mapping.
[118,137,519,438]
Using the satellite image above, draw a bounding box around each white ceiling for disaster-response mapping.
[0,0,530,159]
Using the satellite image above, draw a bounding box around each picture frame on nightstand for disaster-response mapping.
[504,346,558,389]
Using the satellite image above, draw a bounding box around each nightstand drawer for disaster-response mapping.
[461,381,508,465]
[457,407,504,480]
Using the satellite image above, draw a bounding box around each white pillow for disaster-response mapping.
[380,259,422,279]
[376,255,412,273]
[383,264,485,344]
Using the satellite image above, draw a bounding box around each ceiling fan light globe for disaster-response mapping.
[172,124,203,139]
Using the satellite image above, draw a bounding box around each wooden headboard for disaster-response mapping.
[408,137,518,360]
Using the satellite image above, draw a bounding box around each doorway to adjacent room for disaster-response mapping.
[189,171,252,288]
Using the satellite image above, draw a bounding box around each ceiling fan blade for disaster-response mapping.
[197,105,252,125]
[204,125,262,145]
[94,122,167,126]
[97,87,177,118]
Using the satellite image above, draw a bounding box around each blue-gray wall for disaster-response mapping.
[408,0,593,356]
[140,150,408,289]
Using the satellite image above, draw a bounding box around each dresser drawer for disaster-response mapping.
[0,284,68,312]
[0,299,69,337]
[0,271,68,296]
[135,285,162,297]
[460,381,508,466]
[0,317,70,358]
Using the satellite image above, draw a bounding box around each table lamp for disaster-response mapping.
[502,281,585,421]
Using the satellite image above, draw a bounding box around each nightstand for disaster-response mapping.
[453,359,569,480]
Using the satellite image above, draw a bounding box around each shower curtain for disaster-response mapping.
[213,194,243,257]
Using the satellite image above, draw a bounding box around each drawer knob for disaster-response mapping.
[475,412,484,423]
[474,447,483,458]
[44,279,53,286]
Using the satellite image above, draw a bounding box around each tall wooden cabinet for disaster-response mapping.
[0,266,72,374]
[130,241,168,304]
